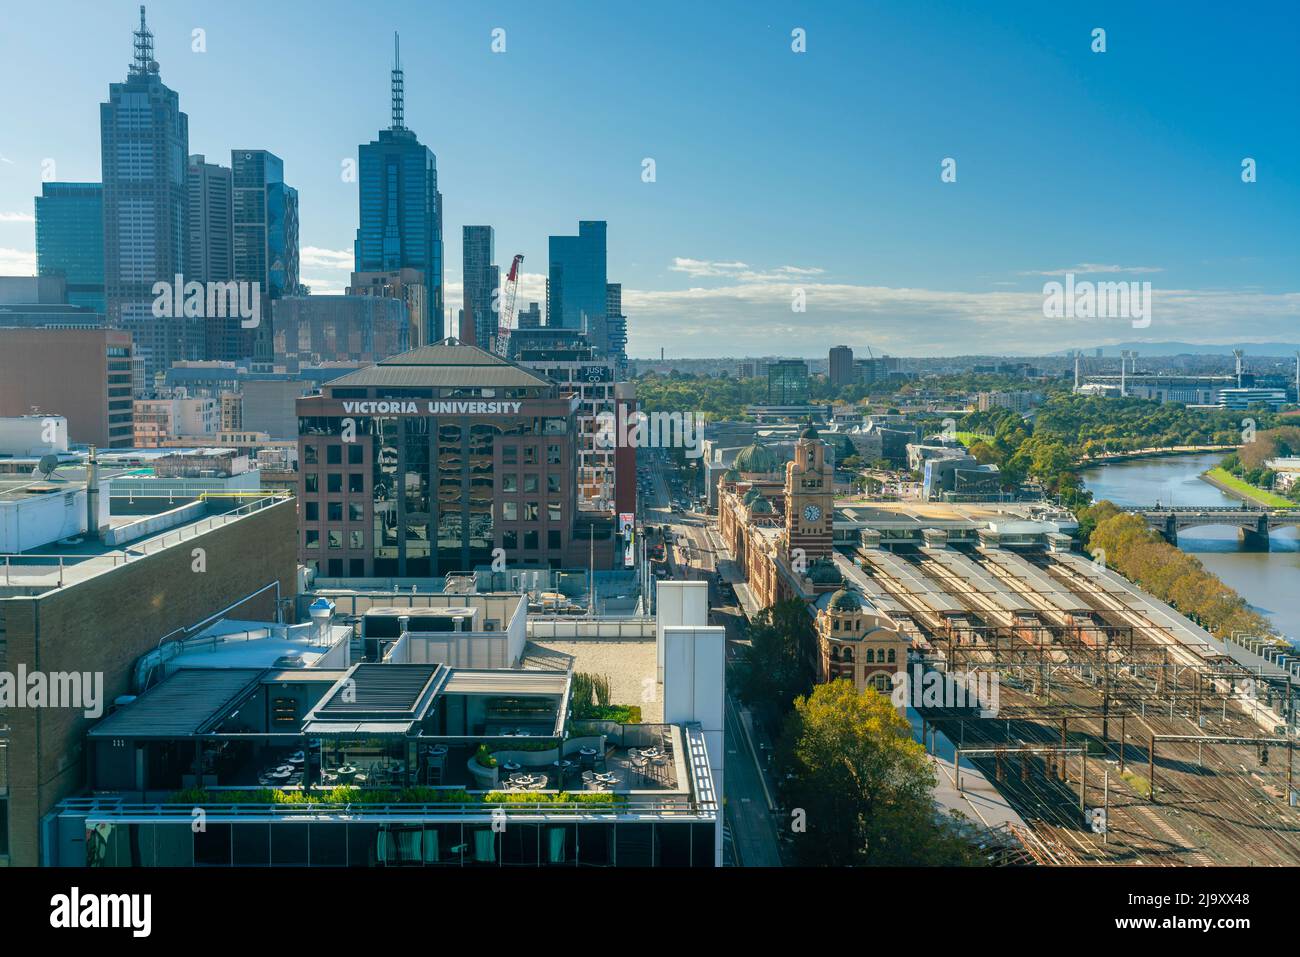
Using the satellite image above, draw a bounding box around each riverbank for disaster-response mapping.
[1201,467,1296,508]
[1078,444,1237,466]
[1080,452,1300,642]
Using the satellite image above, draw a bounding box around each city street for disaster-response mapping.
[639,449,785,866]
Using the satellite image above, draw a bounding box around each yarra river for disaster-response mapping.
[1080,452,1300,640]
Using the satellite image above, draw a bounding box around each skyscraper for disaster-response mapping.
[233,149,299,361]
[100,6,192,380]
[354,34,443,341]
[547,221,606,332]
[829,345,855,387]
[185,156,233,284]
[187,155,236,361]
[35,182,105,314]
[605,282,628,376]
[462,225,499,351]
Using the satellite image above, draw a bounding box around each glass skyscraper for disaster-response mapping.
[462,225,499,351]
[547,221,606,332]
[354,36,443,342]
[35,182,104,314]
[100,7,192,380]
[233,149,300,360]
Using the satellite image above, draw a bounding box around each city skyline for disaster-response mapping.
[4,1,1300,892]
[0,0,1296,358]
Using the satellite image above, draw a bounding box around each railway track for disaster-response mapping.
[891,546,1300,865]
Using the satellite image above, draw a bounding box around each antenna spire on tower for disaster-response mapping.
[131,5,155,76]
[390,31,405,130]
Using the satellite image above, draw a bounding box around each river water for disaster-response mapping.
[1079,452,1300,639]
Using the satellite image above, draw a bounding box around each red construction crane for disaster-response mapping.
[494,253,525,357]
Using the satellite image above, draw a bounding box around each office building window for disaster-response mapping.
[327,445,342,465]
[305,530,320,549]
[502,530,517,550]
[305,502,319,521]
[349,473,365,493]
[548,503,562,522]
[348,445,364,464]
[350,530,363,550]
[328,502,343,522]
[502,474,517,492]
[502,445,517,465]
[548,529,562,549]
[304,474,319,493]
[304,445,318,465]
[548,475,561,493]
[524,502,539,521]
[349,503,364,522]
[328,530,342,549]
[547,444,562,465]
[502,502,518,521]
[524,474,538,493]
[523,446,536,465]
[524,530,539,550]
[327,474,342,493]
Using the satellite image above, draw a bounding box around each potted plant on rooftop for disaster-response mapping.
[467,743,499,789]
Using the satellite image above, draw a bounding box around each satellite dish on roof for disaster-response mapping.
[37,454,61,480]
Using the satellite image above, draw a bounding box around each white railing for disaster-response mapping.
[0,495,287,589]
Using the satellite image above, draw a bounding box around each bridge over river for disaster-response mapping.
[1123,505,1300,550]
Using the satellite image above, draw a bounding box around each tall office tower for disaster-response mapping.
[355,34,443,339]
[185,155,234,359]
[605,282,628,376]
[35,182,105,313]
[100,6,193,381]
[546,221,606,332]
[186,156,233,281]
[828,345,855,387]
[462,225,499,350]
[232,149,300,362]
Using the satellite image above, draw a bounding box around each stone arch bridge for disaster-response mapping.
[1123,505,1300,550]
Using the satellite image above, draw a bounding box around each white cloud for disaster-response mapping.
[0,211,35,223]
[1018,263,1164,276]
[300,246,353,270]
[622,279,1300,357]
[670,258,751,278]
[0,246,36,273]
[670,257,826,283]
[300,276,348,295]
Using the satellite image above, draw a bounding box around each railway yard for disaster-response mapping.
[835,543,1300,866]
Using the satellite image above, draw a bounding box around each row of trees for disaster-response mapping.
[950,394,1292,508]
[1082,501,1274,638]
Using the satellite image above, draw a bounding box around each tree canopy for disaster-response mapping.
[778,681,984,866]
[734,598,816,714]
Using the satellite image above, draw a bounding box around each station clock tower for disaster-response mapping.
[784,424,834,563]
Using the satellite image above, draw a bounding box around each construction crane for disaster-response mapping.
[494,254,524,357]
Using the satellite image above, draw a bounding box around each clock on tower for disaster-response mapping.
[785,424,834,562]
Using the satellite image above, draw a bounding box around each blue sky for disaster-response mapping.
[1,0,1297,357]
